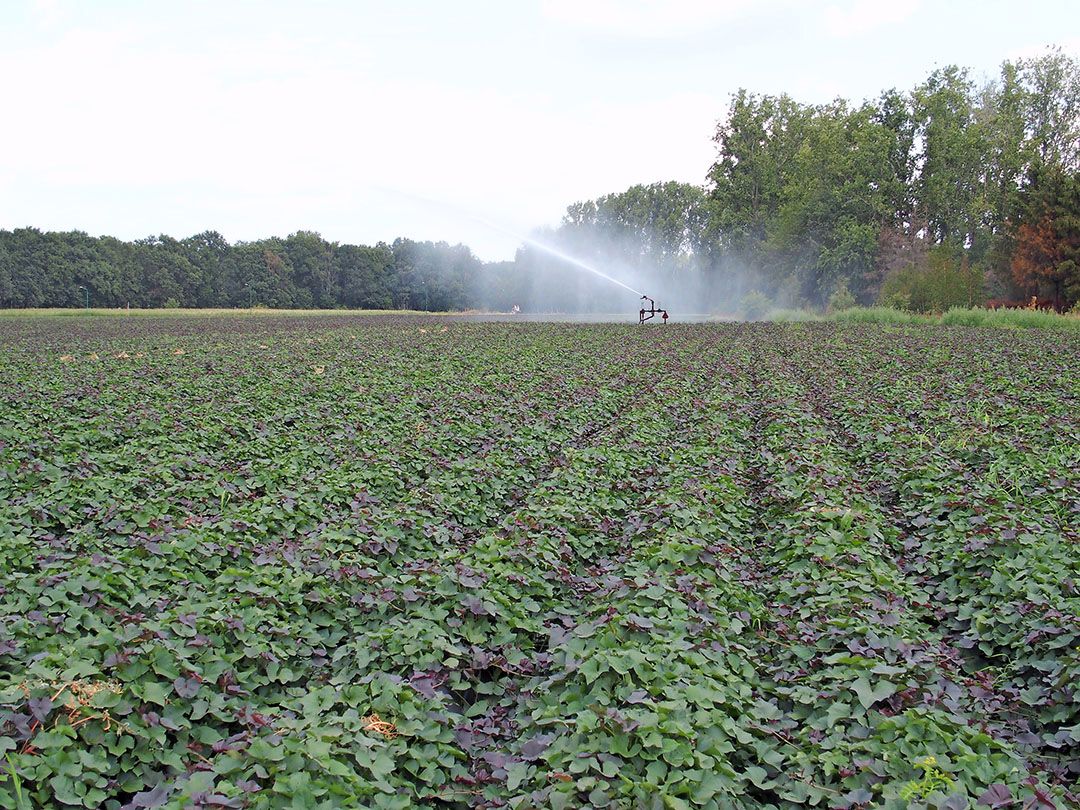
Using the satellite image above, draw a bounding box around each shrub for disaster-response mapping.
[878,289,912,311]
[878,246,982,313]
[740,290,771,321]
[827,280,856,312]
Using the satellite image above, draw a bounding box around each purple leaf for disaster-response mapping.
[130,785,169,808]
[841,788,874,807]
[173,676,201,698]
[28,696,52,722]
[977,784,1013,808]
[520,734,553,760]
[202,795,242,808]
[462,597,492,617]
[625,614,654,631]
[482,750,512,770]
[409,674,437,699]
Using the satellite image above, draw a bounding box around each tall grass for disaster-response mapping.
[770,306,1079,331]
[940,306,1080,330]
[3,755,30,810]
[829,306,933,325]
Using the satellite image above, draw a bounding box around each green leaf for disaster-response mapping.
[851,677,897,710]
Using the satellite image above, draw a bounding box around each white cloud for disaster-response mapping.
[4,1,1068,260]
[540,0,757,37]
[0,16,723,259]
[29,0,65,26]
[822,0,921,38]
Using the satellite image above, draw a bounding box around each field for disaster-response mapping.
[0,314,1077,809]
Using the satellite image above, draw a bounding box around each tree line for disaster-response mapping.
[1,49,1078,313]
[0,230,484,311]
[519,48,1080,312]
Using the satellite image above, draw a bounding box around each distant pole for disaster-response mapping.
[78,286,89,310]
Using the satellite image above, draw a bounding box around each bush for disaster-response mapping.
[878,247,982,313]
[740,290,771,321]
[827,280,856,312]
[878,289,912,311]
[163,297,180,309]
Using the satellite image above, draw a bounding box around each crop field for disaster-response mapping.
[0,314,1078,809]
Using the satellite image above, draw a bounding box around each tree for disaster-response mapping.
[707,91,812,262]
[868,220,930,303]
[0,241,13,306]
[1011,170,1080,309]
[874,88,918,223]
[557,182,709,286]
[591,182,707,276]
[770,100,901,302]
[181,231,231,306]
[912,66,990,248]
[386,239,481,312]
[334,243,393,309]
[132,236,202,307]
[284,231,335,308]
[1017,48,1080,173]
[879,245,982,312]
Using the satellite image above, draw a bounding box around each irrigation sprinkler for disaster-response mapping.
[638,295,668,325]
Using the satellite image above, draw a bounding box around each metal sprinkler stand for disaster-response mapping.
[638,295,669,325]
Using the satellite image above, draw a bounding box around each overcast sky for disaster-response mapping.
[1,0,1077,260]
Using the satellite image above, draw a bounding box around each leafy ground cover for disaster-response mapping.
[0,315,1077,809]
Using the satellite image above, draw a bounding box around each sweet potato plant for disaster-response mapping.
[0,315,1077,808]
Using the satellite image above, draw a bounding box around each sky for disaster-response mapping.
[1,0,1078,260]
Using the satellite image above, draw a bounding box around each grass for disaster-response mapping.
[0,307,448,318]
[3,756,28,810]
[830,306,935,325]
[771,305,1080,330]
[939,306,1080,330]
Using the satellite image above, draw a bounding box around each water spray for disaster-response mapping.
[372,188,673,320]
[480,223,672,322]
[515,235,643,297]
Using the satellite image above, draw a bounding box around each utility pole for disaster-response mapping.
[78,286,89,310]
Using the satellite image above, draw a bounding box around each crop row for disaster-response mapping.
[0,316,1076,808]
